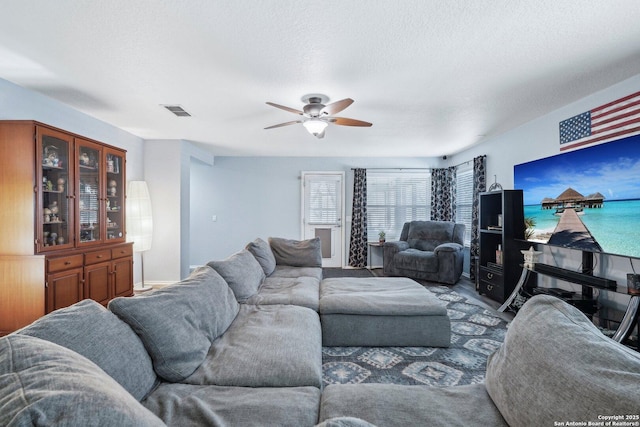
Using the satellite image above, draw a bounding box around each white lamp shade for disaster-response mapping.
[126,181,153,252]
[303,119,328,136]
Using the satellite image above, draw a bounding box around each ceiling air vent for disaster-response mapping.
[161,104,191,117]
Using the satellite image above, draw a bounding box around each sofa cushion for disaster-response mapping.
[486,295,640,427]
[0,334,164,427]
[207,249,265,302]
[269,237,322,267]
[319,278,450,347]
[109,266,239,382]
[393,249,438,272]
[16,299,158,401]
[269,265,323,281]
[320,277,447,316]
[246,276,320,311]
[245,237,277,276]
[319,384,507,427]
[183,304,323,388]
[406,221,454,251]
[144,383,321,427]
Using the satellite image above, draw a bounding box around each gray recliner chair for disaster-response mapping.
[383,220,465,285]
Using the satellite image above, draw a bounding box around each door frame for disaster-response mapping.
[300,171,346,268]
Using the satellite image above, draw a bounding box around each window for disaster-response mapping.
[366,170,431,241]
[307,177,339,224]
[455,164,473,246]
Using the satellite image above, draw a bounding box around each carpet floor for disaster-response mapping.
[321,269,509,387]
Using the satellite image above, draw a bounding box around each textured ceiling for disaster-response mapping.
[1,1,640,157]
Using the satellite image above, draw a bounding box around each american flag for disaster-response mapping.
[559,90,640,151]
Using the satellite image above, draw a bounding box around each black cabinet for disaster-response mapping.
[478,190,529,303]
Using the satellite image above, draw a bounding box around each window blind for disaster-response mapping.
[455,166,473,246]
[308,179,339,224]
[366,171,430,241]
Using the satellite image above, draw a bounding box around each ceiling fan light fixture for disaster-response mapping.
[265,95,371,137]
[303,119,328,136]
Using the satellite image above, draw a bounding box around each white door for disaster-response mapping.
[302,172,344,268]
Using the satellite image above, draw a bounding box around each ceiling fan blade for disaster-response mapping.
[330,117,373,127]
[266,102,304,115]
[321,98,353,115]
[264,120,303,129]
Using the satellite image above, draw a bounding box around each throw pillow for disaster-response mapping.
[207,249,265,302]
[0,334,164,427]
[109,266,239,382]
[16,299,158,401]
[269,237,322,267]
[485,294,640,427]
[245,237,277,276]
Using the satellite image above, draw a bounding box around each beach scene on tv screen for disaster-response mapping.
[514,134,640,259]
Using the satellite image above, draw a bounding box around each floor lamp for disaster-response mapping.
[127,181,153,292]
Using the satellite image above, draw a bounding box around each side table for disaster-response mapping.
[367,242,384,270]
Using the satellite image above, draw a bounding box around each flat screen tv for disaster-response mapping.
[514,134,640,260]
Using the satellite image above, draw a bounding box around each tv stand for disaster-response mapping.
[530,263,617,289]
[499,251,639,349]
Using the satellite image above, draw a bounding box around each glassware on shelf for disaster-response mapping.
[38,131,73,251]
[105,150,124,241]
[77,143,101,245]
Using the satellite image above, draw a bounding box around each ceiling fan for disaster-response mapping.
[265,94,372,138]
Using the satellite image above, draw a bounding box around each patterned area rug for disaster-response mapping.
[322,285,509,387]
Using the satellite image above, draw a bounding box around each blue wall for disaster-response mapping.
[189,156,442,265]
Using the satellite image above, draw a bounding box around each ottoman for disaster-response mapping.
[319,277,451,347]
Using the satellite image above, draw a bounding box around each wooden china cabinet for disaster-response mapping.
[0,121,133,335]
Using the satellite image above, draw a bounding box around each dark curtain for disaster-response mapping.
[430,166,457,221]
[348,168,368,268]
[470,155,486,285]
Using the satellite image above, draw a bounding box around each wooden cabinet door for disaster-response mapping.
[104,147,126,243]
[0,255,45,335]
[36,126,75,253]
[84,261,111,306]
[76,138,104,247]
[46,267,83,313]
[112,256,133,298]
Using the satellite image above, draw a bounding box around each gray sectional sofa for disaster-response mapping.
[1,236,639,426]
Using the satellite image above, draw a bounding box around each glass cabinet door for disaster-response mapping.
[36,126,74,252]
[104,147,126,242]
[76,139,103,246]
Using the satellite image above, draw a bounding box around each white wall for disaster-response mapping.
[144,139,213,282]
[448,72,640,310]
[0,78,147,284]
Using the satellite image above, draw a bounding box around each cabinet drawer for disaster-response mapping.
[85,249,112,265]
[111,245,133,259]
[47,255,83,273]
[479,266,505,302]
[479,266,503,286]
[479,279,504,300]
